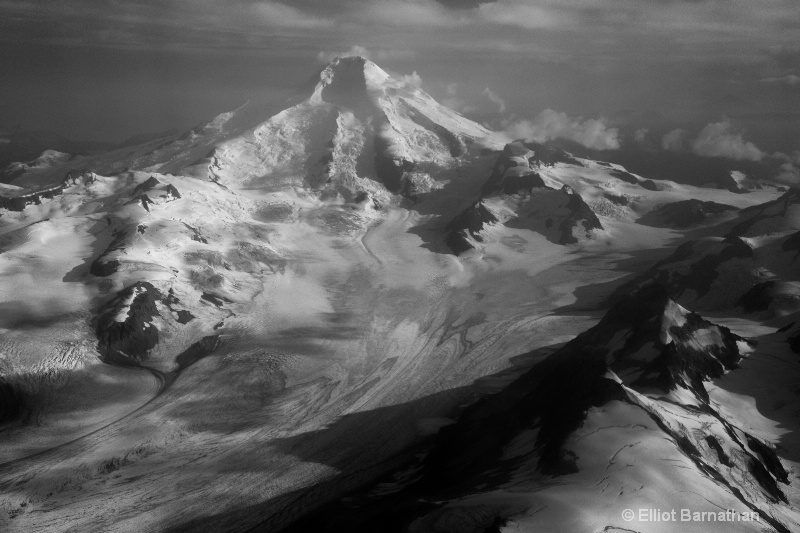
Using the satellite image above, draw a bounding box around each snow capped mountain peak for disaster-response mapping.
[204,56,492,197]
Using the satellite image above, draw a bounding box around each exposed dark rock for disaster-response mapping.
[90,259,121,277]
[175,310,195,324]
[201,292,232,308]
[499,171,547,195]
[746,436,789,484]
[140,194,154,211]
[620,237,754,302]
[727,188,800,238]
[96,282,162,364]
[604,193,628,206]
[132,176,161,196]
[163,184,181,199]
[557,185,603,245]
[0,183,64,211]
[444,201,498,255]
[639,179,659,191]
[637,199,738,228]
[611,169,638,185]
[748,457,788,503]
[183,222,208,244]
[705,435,731,467]
[175,335,221,371]
[90,225,133,277]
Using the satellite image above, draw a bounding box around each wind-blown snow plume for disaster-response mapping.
[691,119,764,161]
[504,109,620,150]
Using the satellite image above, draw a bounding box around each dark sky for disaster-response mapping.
[1,0,798,157]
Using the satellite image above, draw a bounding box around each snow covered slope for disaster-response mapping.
[286,286,800,533]
[0,56,797,533]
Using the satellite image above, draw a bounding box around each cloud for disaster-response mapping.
[691,119,764,161]
[760,74,800,86]
[482,87,506,114]
[634,127,648,144]
[400,71,423,87]
[772,151,800,184]
[775,161,800,184]
[439,83,477,115]
[476,1,575,30]
[317,45,372,63]
[355,0,459,27]
[504,109,620,150]
[661,128,687,151]
[252,2,333,29]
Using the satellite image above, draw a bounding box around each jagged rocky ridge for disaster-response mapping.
[618,188,800,312]
[446,140,603,254]
[95,282,195,365]
[637,199,738,228]
[286,285,793,533]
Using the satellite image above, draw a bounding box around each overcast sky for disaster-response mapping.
[0,0,798,154]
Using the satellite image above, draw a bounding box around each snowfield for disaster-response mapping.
[0,57,799,533]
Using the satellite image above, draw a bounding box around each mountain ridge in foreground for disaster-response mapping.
[0,56,799,533]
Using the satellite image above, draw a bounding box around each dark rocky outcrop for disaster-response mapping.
[95,282,197,364]
[617,237,754,303]
[557,185,603,244]
[132,176,161,196]
[611,169,638,185]
[444,201,498,255]
[445,141,601,253]
[637,199,738,228]
[90,225,134,277]
[96,282,163,364]
[0,183,64,211]
[727,188,800,238]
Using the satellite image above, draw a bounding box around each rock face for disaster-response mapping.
[446,140,603,253]
[96,282,164,364]
[727,187,800,238]
[637,199,738,228]
[445,201,498,255]
[618,190,800,311]
[0,182,64,211]
[284,286,793,533]
[207,55,489,201]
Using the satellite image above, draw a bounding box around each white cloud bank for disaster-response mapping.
[691,120,764,161]
[504,109,620,150]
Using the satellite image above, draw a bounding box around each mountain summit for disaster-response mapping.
[205,55,490,199]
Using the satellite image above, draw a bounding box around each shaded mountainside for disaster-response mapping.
[446,140,603,254]
[617,190,800,312]
[285,286,795,533]
[637,199,738,228]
